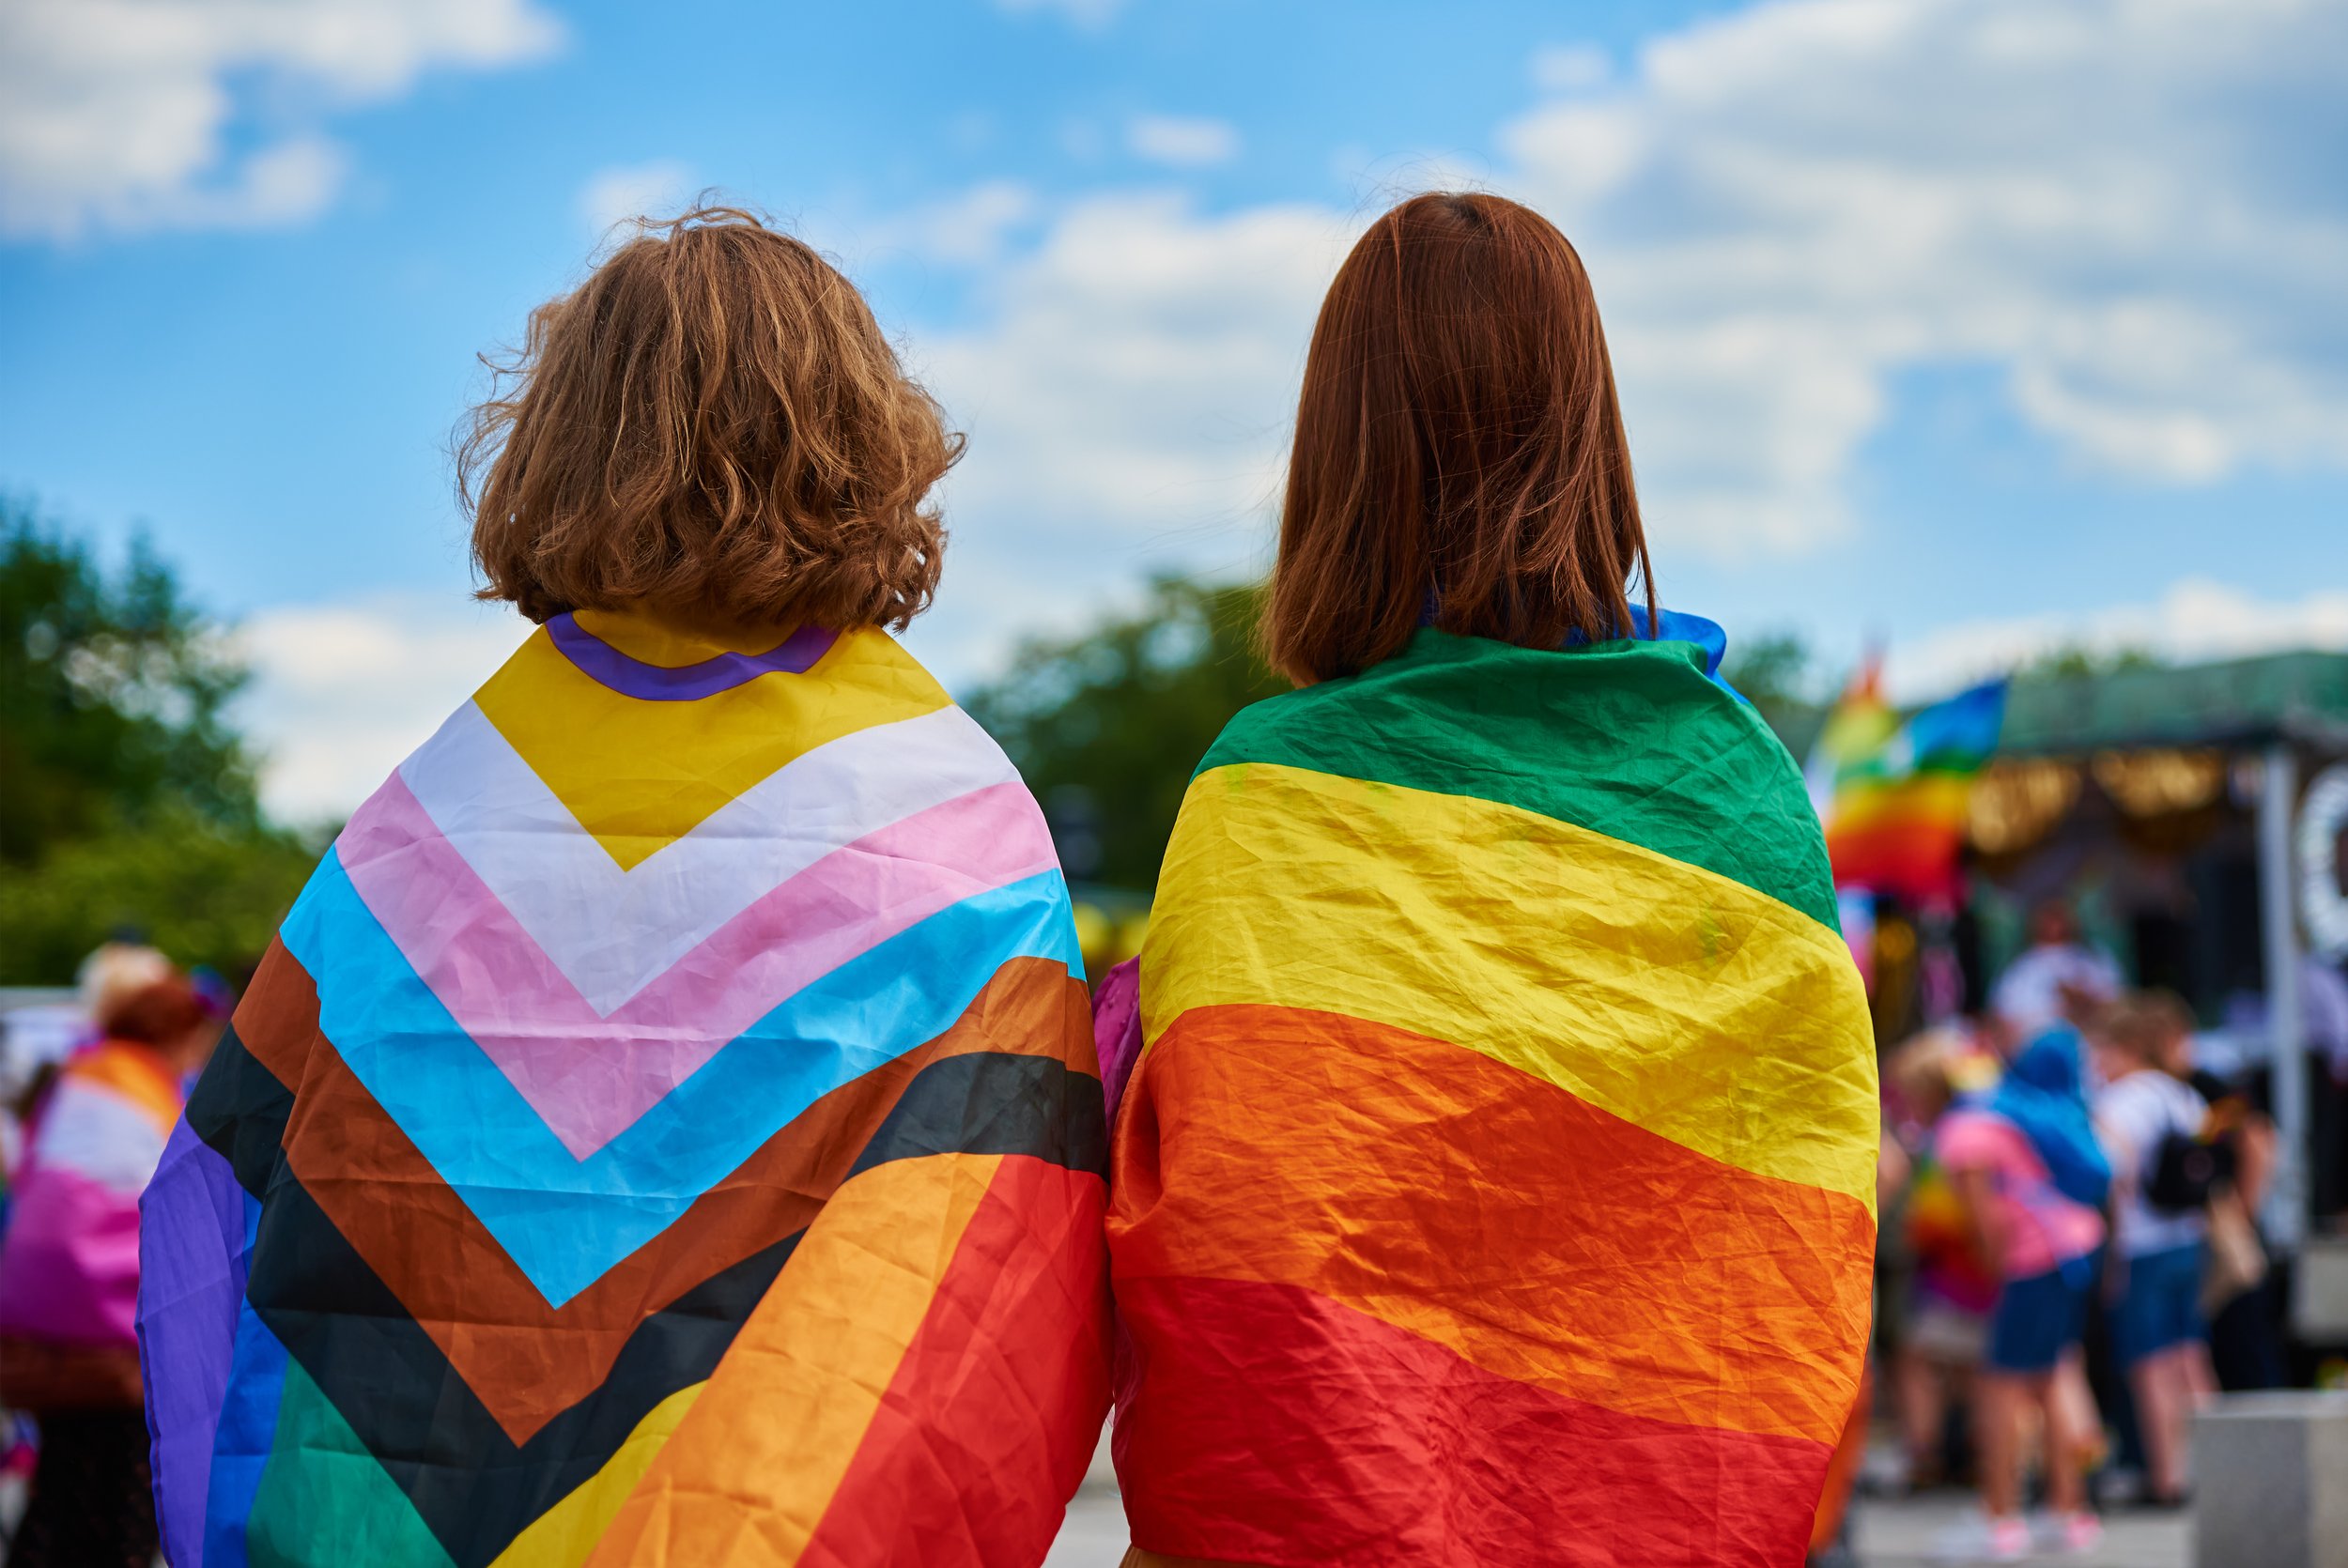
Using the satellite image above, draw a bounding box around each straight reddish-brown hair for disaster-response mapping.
[1263,192,1653,684]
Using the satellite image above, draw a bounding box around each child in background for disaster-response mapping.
[1935,1028,2109,1561]
[2094,996,2217,1506]
[1888,1029,2000,1490]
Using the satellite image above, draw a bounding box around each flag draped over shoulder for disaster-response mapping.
[1108,626,1879,1568]
[137,610,1109,1568]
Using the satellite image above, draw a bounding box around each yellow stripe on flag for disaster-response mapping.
[473,626,950,869]
[1141,762,1877,1205]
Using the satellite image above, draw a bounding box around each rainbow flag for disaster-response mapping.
[1810,664,2006,906]
[1109,626,1878,1566]
[137,611,1108,1568]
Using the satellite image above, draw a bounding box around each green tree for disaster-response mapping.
[1720,630,1821,742]
[2017,643,2163,682]
[0,500,317,982]
[965,577,1286,891]
[0,804,317,984]
[1,501,258,863]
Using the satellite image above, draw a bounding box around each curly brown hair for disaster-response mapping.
[459,206,962,629]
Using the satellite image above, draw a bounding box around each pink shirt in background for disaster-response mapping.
[0,1039,184,1348]
[1935,1107,2106,1282]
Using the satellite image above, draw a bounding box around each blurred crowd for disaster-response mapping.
[1855,900,2348,1564]
[0,944,230,1568]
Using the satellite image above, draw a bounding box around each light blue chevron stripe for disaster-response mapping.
[277,851,1080,1306]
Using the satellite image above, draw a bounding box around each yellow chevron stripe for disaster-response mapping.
[1141,762,1877,1204]
[487,1383,705,1568]
[472,625,950,869]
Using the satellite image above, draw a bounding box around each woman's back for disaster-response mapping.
[1105,192,1878,1567]
[137,210,1112,1568]
[1110,623,1876,1565]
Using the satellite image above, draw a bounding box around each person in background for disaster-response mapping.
[1991,899,2121,1042]
[1933,1025,2110,1560]
[2141,992,2284,1391]
[0,971,223,1568]
[2093,996,2216,1507]
[1886,1028,2000,1491]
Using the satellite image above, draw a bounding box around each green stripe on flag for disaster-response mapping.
[246,1360,457,1568]
[1198,628,1839,929]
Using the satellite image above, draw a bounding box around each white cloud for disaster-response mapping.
[1887,579,2348,703]
[1126,114,1242,169]
[994,0,1122,29]
[1499,0,2348,555]
[849,180,1039,268]
[235,594,530,822]
[1531,43,1612,92]
[870,192,1357,680]
[577,160,699,239]
[0,0,563,239]
[881,0,2348,672]
[917,192,1352,546]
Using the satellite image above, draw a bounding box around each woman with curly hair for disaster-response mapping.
[139,209,1108,1568]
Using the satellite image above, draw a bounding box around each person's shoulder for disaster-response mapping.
[2093,1071,2151,1116]
[2163,1071,2210,1117]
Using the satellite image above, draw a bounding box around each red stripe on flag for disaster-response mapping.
[800,1157,1112,1568]
[1115,1274,1831,1568]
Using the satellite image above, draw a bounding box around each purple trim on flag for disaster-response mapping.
[546,614,837,700]
[138,1121,251,1568]
[1091,957,1144,1130]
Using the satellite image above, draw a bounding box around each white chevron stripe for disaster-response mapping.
[32,1077,170,1195]
[394,702,1019,1015]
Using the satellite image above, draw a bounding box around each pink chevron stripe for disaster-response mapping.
[335,775,1057,1160]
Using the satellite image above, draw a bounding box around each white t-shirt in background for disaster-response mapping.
[1993,943,2123,1039]
[2095,1068,2209,1259]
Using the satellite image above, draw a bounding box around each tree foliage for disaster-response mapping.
[1720,630,1823,742]
[0,502,259,863]
[965,577,1285,892]
[2016,643,2164,682]
[0,500,316,982]
[0,804,317,985]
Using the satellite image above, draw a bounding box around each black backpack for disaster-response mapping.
[2143,1124,2232,1213]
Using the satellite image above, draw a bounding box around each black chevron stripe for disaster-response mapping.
[189,1026,1105,1568]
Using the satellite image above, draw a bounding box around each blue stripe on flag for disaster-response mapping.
[278,855,1082,1306]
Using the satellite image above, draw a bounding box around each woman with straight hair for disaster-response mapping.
[1102,192,1879,1566]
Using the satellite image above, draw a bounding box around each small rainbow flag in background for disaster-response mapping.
[1809,660,2008,907]
[1109,624,1880,1565]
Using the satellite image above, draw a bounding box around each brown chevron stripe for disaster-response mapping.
[231,939,1096,1445]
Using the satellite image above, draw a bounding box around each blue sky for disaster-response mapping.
[3,0,2344,818]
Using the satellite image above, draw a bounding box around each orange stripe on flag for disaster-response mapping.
[800,1158,1110,1566]
[584,1153,1001,1568]
[1110,1007,1873,1444]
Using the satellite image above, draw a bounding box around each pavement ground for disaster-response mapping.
[1046,1483,2195,1567]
